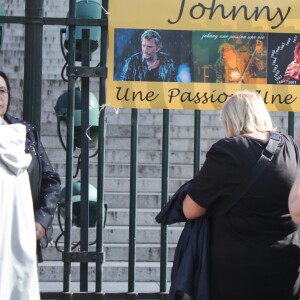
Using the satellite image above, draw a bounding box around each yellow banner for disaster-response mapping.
[107,0,300,111]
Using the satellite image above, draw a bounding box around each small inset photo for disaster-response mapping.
[192,31,268,84]
[267,33,300,85]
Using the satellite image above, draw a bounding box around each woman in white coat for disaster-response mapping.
[0,119,40,299]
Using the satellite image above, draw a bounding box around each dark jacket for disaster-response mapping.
[5,113,61,259]
[156,181,209,300]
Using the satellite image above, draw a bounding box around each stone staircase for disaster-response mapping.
[38,108,214,294]
[38,108,298,294]
[39,188,185,293]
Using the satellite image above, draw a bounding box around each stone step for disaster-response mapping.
[39,113,224,138]
[99,177,187,193]
[50,225,183,245]
[99,193,163,209]
[39,281,170,293]
[42,243,177,262]
[43,135,211,153]
[54,191,188,211]
[102,108,222,127]
[57,177,189,193]
[53,208,185,227]
[51,163,194,181]
[54,193,163,210]
[38,261,173,282]
[46,148,198,165]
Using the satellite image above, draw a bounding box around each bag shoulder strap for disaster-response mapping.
[213,132,281,216]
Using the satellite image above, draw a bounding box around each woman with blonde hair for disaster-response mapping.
[183,90,300,300]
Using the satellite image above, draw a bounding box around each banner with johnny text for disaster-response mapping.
[107,0,300,111]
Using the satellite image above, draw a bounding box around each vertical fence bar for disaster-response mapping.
[96,0,109,294]
[63,0,77,293]
[194,111,202,176]
[24,0,43,134]
[79,28,91,292]
[95,98,105,296]
[128,108,138,298]
[160,109,170,300]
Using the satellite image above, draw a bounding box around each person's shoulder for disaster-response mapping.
[212,136,241,147]
[5,113,35,133]
[208,136,261,168]
[4,113,21,124]
[126,52,142,62]
[280,133,299,148]
[209,137,233,154]
[158,52,170,57]
[158,52,173,62]
[210,136,250,154]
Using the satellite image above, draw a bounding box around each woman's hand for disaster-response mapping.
[35,222,45,240]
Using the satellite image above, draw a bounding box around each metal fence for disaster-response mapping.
[0,1,297,299]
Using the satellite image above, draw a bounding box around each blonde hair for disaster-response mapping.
[221,90,276,137]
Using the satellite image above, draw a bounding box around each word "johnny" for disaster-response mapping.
[168,0,291,29]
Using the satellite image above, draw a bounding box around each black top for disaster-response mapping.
[187,134,300,300]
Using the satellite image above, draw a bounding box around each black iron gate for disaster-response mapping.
[0,1,296,299]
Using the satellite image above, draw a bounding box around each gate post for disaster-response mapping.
[24,0,44,134]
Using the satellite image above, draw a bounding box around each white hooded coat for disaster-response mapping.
[0,121,40,300]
